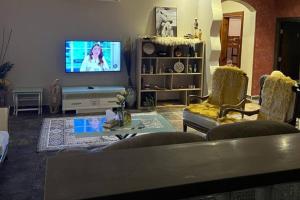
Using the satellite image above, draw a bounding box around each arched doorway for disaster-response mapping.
[221,0,256,96]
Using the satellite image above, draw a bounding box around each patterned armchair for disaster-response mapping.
[0,107,9,163]
[183,66,248,133]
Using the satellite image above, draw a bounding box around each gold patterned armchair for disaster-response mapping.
[183,66,248,133]
[220,71,298,125]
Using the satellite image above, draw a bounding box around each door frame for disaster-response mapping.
[220,11,244,67]
[274,17,300,70]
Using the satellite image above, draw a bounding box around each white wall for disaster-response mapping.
[198,0,222,94]
[222,0,256,96]
[0,0,200,104]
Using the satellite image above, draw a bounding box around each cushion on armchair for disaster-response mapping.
[186,102,220,120]
[258,72,296,122]
[208,66,247,106]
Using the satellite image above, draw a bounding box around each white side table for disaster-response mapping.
[12,88,43,116]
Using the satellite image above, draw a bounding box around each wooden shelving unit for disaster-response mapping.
[136,38,205,109]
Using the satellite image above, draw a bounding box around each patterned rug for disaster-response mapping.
[38,112,176,152]
[38,103,260,152]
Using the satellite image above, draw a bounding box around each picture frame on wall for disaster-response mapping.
[155,7,177,37]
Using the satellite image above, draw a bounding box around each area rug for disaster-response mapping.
[37,112,176,152]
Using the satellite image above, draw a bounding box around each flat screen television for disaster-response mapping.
[65,40,121,73]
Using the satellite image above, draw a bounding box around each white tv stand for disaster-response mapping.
[62,86,125,114]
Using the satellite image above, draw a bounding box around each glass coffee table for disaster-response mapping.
[71,112,176,140]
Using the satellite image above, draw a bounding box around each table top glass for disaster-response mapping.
[71,112,176,136]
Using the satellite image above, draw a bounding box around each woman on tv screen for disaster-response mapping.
[80,43,109,72]
[65,40,121,73]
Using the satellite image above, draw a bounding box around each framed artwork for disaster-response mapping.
[155,7,177,37]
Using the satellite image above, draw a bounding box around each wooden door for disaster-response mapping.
[276,21,300,80]
[219,12,244,67]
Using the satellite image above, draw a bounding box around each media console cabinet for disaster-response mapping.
[62,86,125,114]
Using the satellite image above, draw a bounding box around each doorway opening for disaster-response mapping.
[219,12,244,67]
[275,18,300,80]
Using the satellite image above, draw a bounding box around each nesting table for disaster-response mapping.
[12,87,43,116]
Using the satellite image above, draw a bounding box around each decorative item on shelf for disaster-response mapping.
[188,45,195,57]
[188,84,196,89]
[193,64,197,73]
[184,34,193,39]
[149,65,154,74]
[173,61,184,73]
[174,46,183,57]
[199,29,202,40]
[157,52,168,57]
[115,91,128,126]
[142,64,146,74]
[194,18,199,38]
[49,79,61,114]
[144,84,151,90]
[159,66,162,74]
[142,42,155,56]
[165,67,174,73]
[143,95,155,109]
[154,85,165,90]
[155,7,177,37]
[0,28,13,107]
[188,64,193,73]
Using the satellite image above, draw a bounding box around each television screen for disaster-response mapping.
[65,40,121,72]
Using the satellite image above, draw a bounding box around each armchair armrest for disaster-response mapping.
[220,107,260,118]
[219,99,247,118]
[188,95,209,104]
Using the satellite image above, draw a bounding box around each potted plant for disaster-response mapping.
[0,29,13,106]
[0,62,13,90]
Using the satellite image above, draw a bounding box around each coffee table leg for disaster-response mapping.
[116,133,137,140]
[116,134,128,140]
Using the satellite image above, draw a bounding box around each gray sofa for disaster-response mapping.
[206,120,300,141]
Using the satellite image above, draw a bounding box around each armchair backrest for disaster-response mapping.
[258,72,297,122]
[208,66,248,106]
[0,107,9,131]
